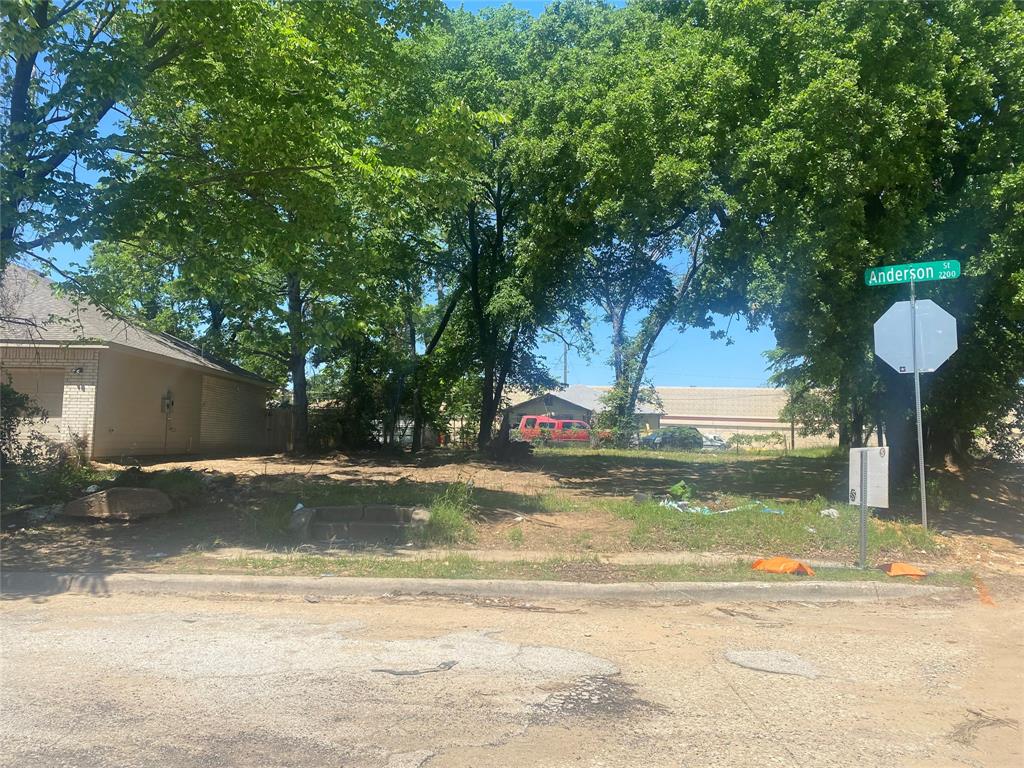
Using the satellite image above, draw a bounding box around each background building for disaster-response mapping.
[1,265,272,459]
[507,384,836,448]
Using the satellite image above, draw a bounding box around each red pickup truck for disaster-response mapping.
[517,415,592,442]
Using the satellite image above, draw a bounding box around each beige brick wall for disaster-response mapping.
[93,347,203,458]
[1,344,100,452]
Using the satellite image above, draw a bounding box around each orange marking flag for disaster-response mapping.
[752,557,815,576]
[885,562,927,579]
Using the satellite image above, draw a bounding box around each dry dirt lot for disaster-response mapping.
[1,589,1020,768]
[3,451,1022,576]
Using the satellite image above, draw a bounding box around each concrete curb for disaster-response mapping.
[0,571,958,603]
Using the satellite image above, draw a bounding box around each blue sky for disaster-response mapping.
[448,0,777,387]
[38,0,777,389]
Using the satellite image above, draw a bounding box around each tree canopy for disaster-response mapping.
[3,0,1020,465]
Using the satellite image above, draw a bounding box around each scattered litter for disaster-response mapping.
[884,562,926,579]
[752,556,815,576]
[717,502,760,514]
[819,508,840,518]
[745,500,786,515]
[372,660,458,676]
[725,649,820,679]
[304,595,321,603]
[659,499,718,516]
[84,485,100,494]
[514,515,524,521]
[292,502,305,512]
[805,526,816,534]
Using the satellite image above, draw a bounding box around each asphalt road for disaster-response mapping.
[1,589,1020,768]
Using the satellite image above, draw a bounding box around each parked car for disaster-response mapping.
[517,415,592,443]
[638,426,704,451]
[701,433,728,451]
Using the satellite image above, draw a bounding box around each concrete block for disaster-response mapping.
[63,488,172,521]
[363,505,411,524]
[314,506,365,523]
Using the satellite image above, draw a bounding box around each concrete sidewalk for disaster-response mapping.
[0,570,957,603]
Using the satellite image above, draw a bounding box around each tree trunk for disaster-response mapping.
[477,361,495,449]
[285,272,309,454]
[610,307,626,384]
[851,405,865,449]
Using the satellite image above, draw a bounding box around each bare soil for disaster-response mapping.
[2,450,1021,576]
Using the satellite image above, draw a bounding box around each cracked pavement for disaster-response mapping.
[1,589,1021,767]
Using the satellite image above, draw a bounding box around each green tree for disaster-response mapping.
[0,0,214,269]
[707,0,1024,472]
[96,0,469,453]
[533,2,745,441]
[427,7,590,449]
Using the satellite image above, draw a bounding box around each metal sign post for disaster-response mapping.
[909,280,928,529]
[869,261,959,531]
[849,447,888,569]
[859,451,868,568]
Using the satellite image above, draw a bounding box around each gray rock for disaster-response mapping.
[63,487,173,521]
[23,504,63,525]
[632,492,652,503]
[410,507,431,525]
[724,649,820,679]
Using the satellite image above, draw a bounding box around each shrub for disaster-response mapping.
[1,382,43,467]
[668,480,693,500]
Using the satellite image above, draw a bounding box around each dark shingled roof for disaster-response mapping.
[1,264,270,385]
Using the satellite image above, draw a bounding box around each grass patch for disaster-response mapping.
[184,551,971,587]
[533,445,843,463]
[607,495,944,560]
[418,482,476,545]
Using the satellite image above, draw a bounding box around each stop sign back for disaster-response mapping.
[873,299,957,373]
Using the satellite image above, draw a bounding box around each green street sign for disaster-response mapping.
[865,260,961,287]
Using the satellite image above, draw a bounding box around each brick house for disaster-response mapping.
[1,264,273,459]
